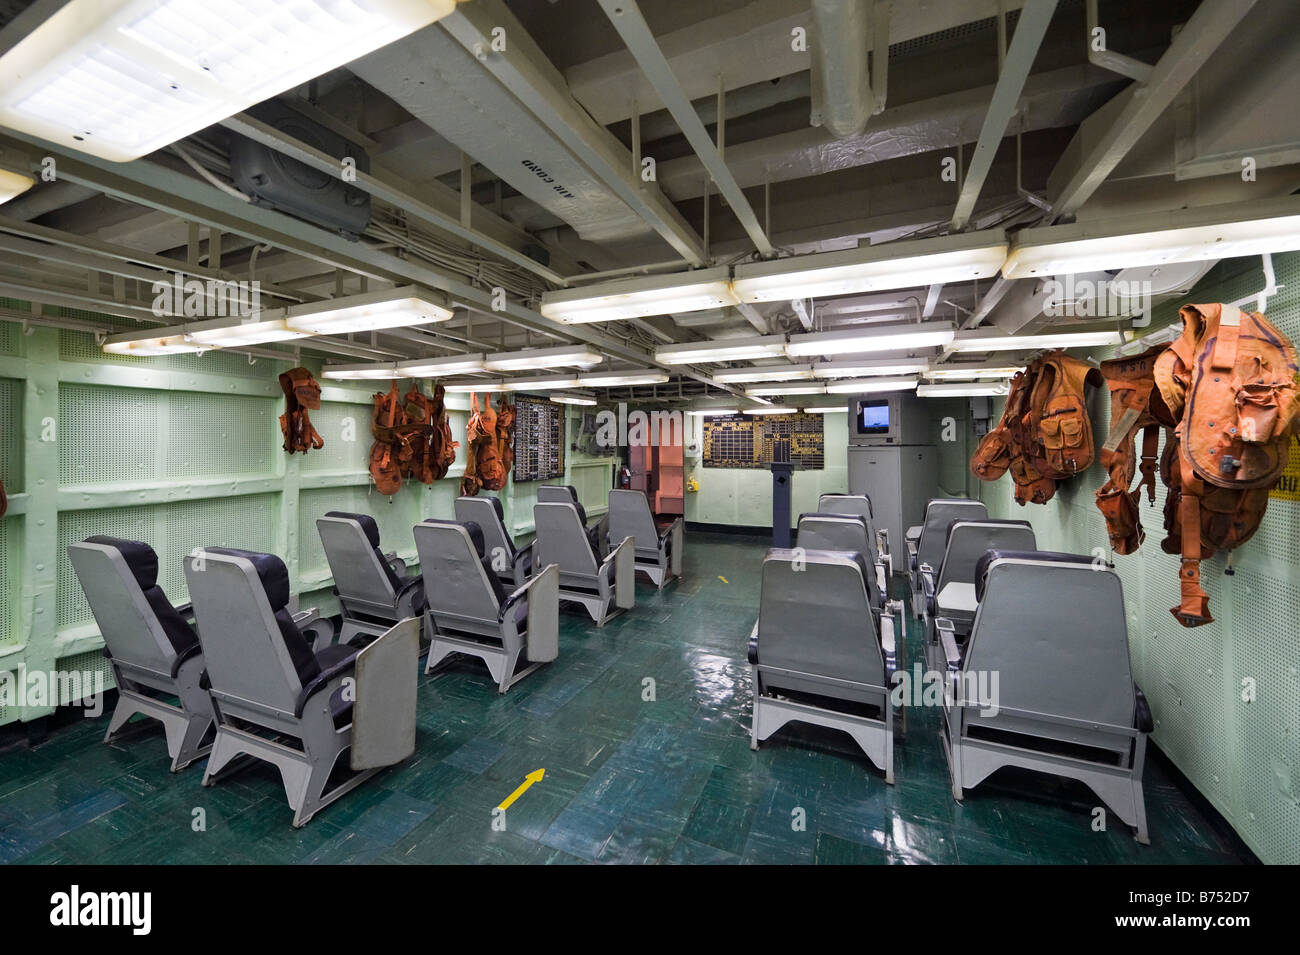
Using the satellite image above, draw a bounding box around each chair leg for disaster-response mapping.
[201,730,245,787]
[102,695,140,743]
[1132,779,1150,845]
[166,713,214,773]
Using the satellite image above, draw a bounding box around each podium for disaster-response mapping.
[767,437,802,548]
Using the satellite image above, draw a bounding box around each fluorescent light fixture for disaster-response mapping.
[1002,197,1300,278]
[0,168,35,204]
[925,364,1020,380]
[811,358,930,378]
[712,364,815,383]
[732,232,1007,303]
[550,393,597,406]
[948,328,1125,352]
[102,332,200,355]
[396,353,488,377]
[742,407,795,415]
[541,267,737,323]
[185,314,310,347]
[654,335,787,365]
[484,345,604,372]
[824,377,918,395]
[0,0,457,162]
[917,381,1012,397]
[439,380,490,393]
[320,363,401,381]
[687,408,738,416]
[498,375,582,392]
[785,323,955,357]
[284,287,453,335]
[803,406,848,413]
[576,369,670,387]
[744,384,826,396]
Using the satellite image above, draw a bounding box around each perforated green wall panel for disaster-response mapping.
[978,252,1300,864]
[0,377,21,493]
[0,519,14,647]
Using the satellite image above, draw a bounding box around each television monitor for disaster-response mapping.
[856,398,893,435]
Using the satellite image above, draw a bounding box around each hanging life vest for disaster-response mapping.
[278,367,324,454]
[494,395,516,488]
[369,381,411,496]
[970,350,1100,505]
[462,392,505,495]
[1094,345,1176,555]
[1152,302,1298,627]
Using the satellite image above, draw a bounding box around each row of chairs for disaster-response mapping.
[67,485,682,827]
[750,495,1153,844]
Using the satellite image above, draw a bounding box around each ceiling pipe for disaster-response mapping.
[810,0,891,140]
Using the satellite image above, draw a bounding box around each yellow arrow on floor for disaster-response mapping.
[497,768,545,811]
[717,575,729,584]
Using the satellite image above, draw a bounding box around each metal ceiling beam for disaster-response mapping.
[0,133,747,399]
[950,0,1059,231]
[438,0,709,268]
[1048,0,1258,218]
[596,0,775,257]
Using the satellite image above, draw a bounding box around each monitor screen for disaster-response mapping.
[857,399,892,435]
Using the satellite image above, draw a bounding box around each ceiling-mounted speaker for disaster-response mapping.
[229,101,371,240]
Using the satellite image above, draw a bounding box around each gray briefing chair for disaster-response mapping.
[817,492,890,574]
[606,488,684,589]
[454,495,533,588]
[920,519,1035,672]
[185,548,419,827]
[533,500,634,626]
[936,550,1152,844]
[68,536,215,772]
[907,498,988,618]
[414,519,559,693]
[537,484,608,558]
[317,511,425,645]
[749,548,900,782]
[796,511,887,611]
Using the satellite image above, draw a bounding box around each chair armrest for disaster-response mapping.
[878,605,898,676]
[906,525,923,544]
[747,619,759,665]
[294,608,336,653]
[383,551,407,577]
[919,563,937,616]
[293,607,320,627]
[395,577,426,618]
[1134,684,1154,733]
[174,601,195,621]
[500,564,551,619]
[294,651,358,717]
[876,528,891,570]
[874,559,889,608]
[935,617,962,672]
[906,536,919,573]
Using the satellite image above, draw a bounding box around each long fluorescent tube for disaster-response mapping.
[0,0,458,162]
[745,384,826,396]
[550,394,598,406]
[1002,197,1300,278]
[284,287,453,335]
[948,329,1125,352]
[732,232,1007,303]
[811,358,930,378]
[396,353,487,377]
[103,333,199,356]
[824,377,918,395]
[712,364,815,383]
[320,363,401,381]
[498,375,582,392]
[0,168,35,204]
[742,407,795,415]
[687,408,739,416]
[484,345,604,372]
[918,381,1013,397]
[785,323,955,357]
[803,406,849,414]
[185,315,310,347]
[576,369,670,387]
[925,364,1020,380]
[541,267,737,324]
[654,335,787,365]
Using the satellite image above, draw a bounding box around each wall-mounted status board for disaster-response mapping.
[513,396,565,482]
[703,413,825,469]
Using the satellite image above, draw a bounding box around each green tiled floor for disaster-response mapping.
[1,532,1255,864]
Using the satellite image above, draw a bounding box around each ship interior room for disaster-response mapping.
[0,0,1296,903]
